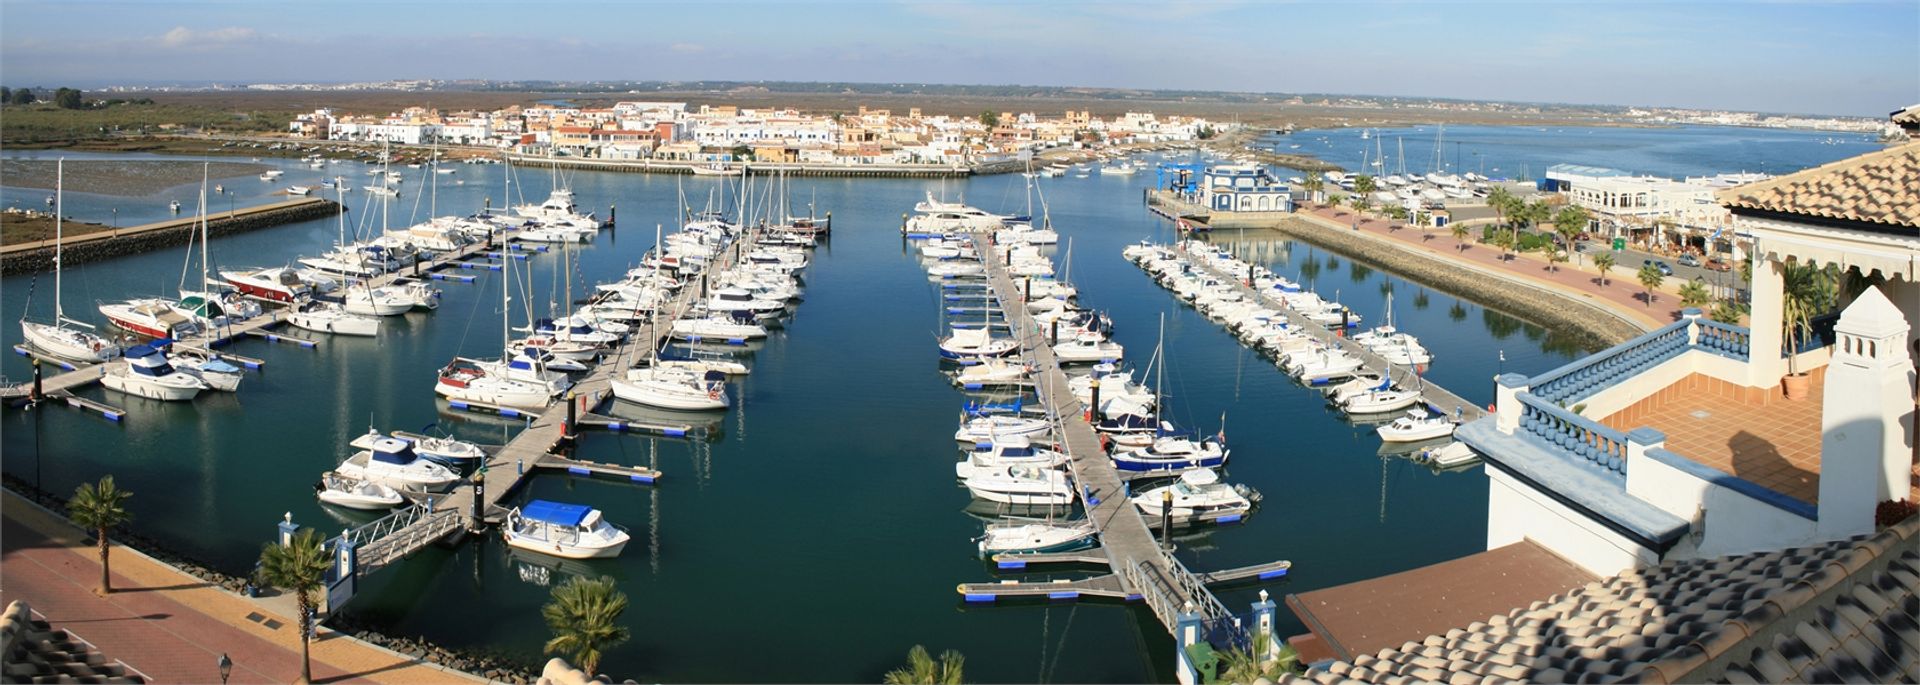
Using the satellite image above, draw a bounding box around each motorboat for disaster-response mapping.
[287,301,380,336]
[514,188,601,231]
[1129,469,1257,525]
[1324,373,1388,405]
[314,471,403,510]
[100,344,205,401]
[338,285,414,317]
[160,344,243,392]
[222,267,312,303]
[1094,413,1161,449]
[503,500,629,559]
[1052,334,1124,364]
[98,298,200,339]
[286,185,313,196]
[1287,349,1365,384]
[939,327,1017,359]
[1111,433,1229,473]
[411,435,488,469]
[670,311,768,341]
[953,413,1051,445]
[949,358,1030,389]
[976,520,1097,557]
[954,435,1068,480]
[436,358,552,410]
[337,436,460,491]
[1416,441,1479,467]
[1377,410,1456,442]
[1342,387,1423,415]
[609,365,729,411]
[963,465,1076,505]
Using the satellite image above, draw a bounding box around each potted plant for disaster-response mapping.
[1779,261,1834,400]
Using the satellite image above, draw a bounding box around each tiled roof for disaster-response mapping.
[0,601,145,683]
[1893,104,1920,129]
[1717,143,1920,228]
[1281,516,1920,684]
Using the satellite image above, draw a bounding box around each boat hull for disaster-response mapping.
[20,321,119,362]
[503,533,629,559]
[100,372,202,401]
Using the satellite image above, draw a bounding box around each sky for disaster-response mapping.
[1,0,1915,117]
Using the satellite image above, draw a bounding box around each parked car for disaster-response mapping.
[1643,259,1674,276]
[1677,254,1700,268]
[1705,257,1733,272]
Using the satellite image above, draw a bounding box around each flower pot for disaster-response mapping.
[1782,372,1811,401]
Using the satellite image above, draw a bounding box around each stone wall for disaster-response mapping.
[1261,216,1646,349]
[2,200,343,276]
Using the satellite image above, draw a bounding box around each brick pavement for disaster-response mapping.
[0,491,486,684]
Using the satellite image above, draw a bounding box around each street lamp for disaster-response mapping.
[218,653,232,684]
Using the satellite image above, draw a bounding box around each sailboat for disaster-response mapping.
[21,159,121,362]
[436,255,552,410]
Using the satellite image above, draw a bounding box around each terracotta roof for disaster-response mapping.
[1,601,145,682]
[1280,516,1920,684]
[1892,104,1920,129]
[1717,142,1920,229]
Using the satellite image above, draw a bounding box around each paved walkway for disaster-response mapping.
[0,491,486,684]
[1299,205,1689,330]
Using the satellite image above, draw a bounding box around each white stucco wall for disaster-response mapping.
[1487,469,1658,576]
[1625,450,1818,559]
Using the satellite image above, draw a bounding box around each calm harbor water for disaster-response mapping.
[0,127,1804,681]
[1268,124,1881,182]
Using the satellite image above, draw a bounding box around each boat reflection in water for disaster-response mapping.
[505,546,625,588]
[603,400,727,443]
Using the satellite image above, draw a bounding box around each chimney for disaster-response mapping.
[1816,286,1914,539]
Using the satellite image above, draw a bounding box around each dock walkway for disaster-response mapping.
[1175,241,1486,422]
[959,235,1272,639]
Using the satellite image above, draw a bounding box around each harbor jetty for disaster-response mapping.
[1,197,343,276]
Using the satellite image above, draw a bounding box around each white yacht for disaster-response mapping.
[954,435,1068,480]
[165,346,243,392]
[953,413,1051,444]
[1052,333,1124,363]
[609,365,729,411]
[1129,469,1257,525]
[287,301,380,337]
[939,327,1017,359]
[503,500,630,559]
[436,357,552,410]
[963,465,1076,505]
[976,520,1097,557]
[100,344,205,401]
[336,436,460,491]
[1377,410,1456,442]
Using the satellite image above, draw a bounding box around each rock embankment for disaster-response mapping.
[2,200,342,276]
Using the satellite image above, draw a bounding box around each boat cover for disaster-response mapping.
[522,500,593,526]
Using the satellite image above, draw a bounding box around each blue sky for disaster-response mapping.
[2,1,1914,117]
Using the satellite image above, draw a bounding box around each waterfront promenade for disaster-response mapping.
[0,491,483,684]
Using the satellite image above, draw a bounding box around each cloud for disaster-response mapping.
[157,26,259,49]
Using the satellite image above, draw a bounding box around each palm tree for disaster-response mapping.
[1353,174,1377,199]
[542,575,631,677]
[883,645,964,684]
[1449,223,1470,251]
[1552,205,1590,265]
[1679,279,1711,309]
[1300,176,1324,205]
[1710,297,1746,325]
[1348,193,1369,213]
[1218,631,1300,684]
[1515,199,1550,252]
[1541,241,1567,272]
[1636,263,1665,307]
[259,528,332,684]
[1485,186,1514,232]
[68,476,131,595]
[1593,251,1615,285]
[1779,261,1836,377]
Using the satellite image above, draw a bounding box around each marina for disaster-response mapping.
[0,120,1885,681]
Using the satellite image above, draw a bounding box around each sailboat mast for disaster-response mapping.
[53,159,63,322]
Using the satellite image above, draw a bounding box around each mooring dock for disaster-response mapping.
[956,234,1289,643]
[1174,241,1487,422]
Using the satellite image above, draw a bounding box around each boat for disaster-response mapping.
[949,358,1030,389]
[976,520,1097,557]
[99,298,199,339]
[1098,165,1137,175]
[1111,432,1229,473]
[1377,410,1456,442]
[286,185,313,196]
[1416,441,1479,467]
[690,162,741,176]
[503,500,630,559]
[609,365,729,411]
[953,413,1051,445]
[904,193,1007,234]
[338,283,413,316]
[287,301,380,336]
[954,434,1068,480]
[314,471,403,510]
[939,326,1017,359]
[337,436,460,491]
[437,358,550,409]
[670,311,768,341]
[1128,469,1257,525]
[1342,387,1423,415]
[1051,333,1124,363]
[100,344,205,401]
[260,169,284,180]
[158,343,243,392]
[513,162,601,230]
[221,266,311,303]
[963,464,1076,505]
[20,160,122,363]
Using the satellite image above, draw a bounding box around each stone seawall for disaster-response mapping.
[2,200,343,276]
[1257,216,1646,350]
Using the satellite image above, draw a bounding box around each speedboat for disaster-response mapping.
[1377,410,1456,442]
[1111,433,1228,473]
[609,365,729,411]
[976,520,1097,557]
[1052,334,1124,364]
[314,471,403,510]
[98,298,200,339]
[939,327,1017,359]
[287,301,380,336]
[963,465,1076,505]
[436,358,552,410]
[221,267,311,303]
[503,500,629,559]
[954,435,1068,480]
[336,436,460,491]
[100,344,205,401]
[1129,469,1257,525]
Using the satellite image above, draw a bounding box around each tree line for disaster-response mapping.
[0,86,152,109]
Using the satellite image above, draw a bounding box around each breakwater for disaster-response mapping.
[1,198,342,276]
[1249,215,1643,350]
[506,155,971,178]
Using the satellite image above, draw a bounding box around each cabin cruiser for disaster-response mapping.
[100,344,205,401]
[953,412,1051,445]
[314,471,403,510]
[706,288,786,320]
[671,311,768,341]
[939,327,1017,359]
[1377,410,1456,442]
[1052,333,1124,364]
[503,500,630,559]
[158,343,243,392]
[963,464,1076,505]
[1111,433,1229,473]
[1416,441,1479,467]
[1129,469,1257,525]
[514,189,601,230]
[1342,387,1423,415]
[954,435,1068,480]
[904,196,1008,234]
[976,520,1097,557]
[949,358,1030,389]
[338,284,414,317]
[98,298,199,339]
[336,436,460,491]
[287,301,380,336]
[222,267,312,302]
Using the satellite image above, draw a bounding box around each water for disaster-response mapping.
[1267,124,1882,181]
[2,151,1585,682]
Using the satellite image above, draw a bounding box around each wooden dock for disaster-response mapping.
[1172,242,1486,422]
[956,235,1286,640]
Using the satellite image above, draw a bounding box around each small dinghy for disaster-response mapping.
[314,471,403,510]
[503,500,630,559]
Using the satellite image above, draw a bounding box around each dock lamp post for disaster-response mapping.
[217,653,231,684]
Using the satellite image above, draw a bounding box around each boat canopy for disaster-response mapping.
[370,437,418,465]
[522,500,593,527]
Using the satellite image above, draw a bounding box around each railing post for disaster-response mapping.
[1625,427,1663,478]
[1175,605,1204,685]
[1252,589,1281,664]
[1496,373,1529,435]
[277,512,300,547]
[1682,307,1702,346]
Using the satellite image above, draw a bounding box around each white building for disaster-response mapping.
[1547,163,1739,253]
[1199,165,1293,212]
[1460,140,1919,577]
